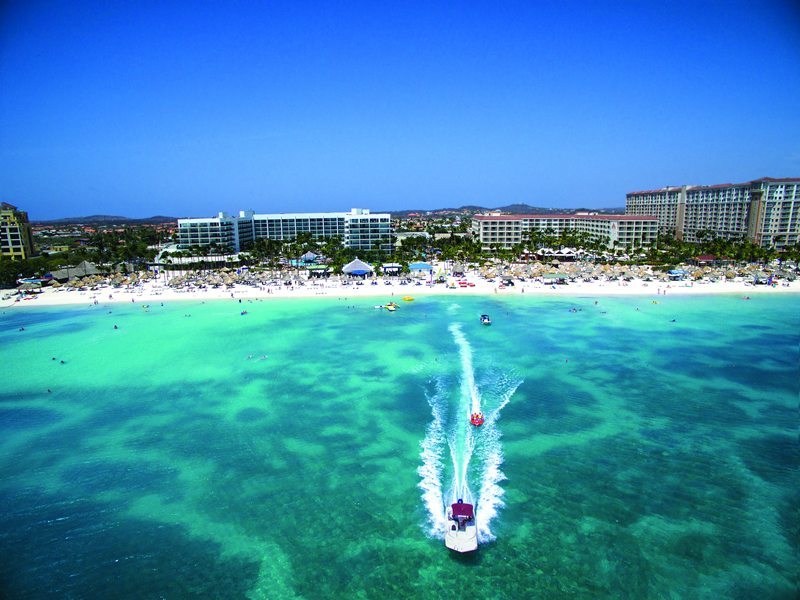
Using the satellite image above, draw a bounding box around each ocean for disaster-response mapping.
[0,293,797,599]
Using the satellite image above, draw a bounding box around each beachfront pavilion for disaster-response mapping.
[306,264,331,278]
[409,261,433,274]
[342,258,374,278]
[381,263,402,275]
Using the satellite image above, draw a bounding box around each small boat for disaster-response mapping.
[470,412,484,426]
[445,499,478,553]
[385,302,398,312]
[402,296,414,302]
[480,314,491,325]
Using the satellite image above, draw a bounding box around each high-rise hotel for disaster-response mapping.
[0,202,35,260]
[177,208,392,253]
[626,177,800,249]
[471,213,659,250]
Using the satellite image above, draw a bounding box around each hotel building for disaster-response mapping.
[0,202,35,260]
[626,177,800,248]
[178,208,392,253]
[471,214,659,250]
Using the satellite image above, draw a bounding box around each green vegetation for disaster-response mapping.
[4,222,798,289]
[1,227,163,288]
[647,230,800,265]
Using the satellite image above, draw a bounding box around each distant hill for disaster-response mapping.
[389,203,626,217]
[35,206,627,224]
[34,215,177,225]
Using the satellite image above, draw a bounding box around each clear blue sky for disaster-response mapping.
[1,1,799,220]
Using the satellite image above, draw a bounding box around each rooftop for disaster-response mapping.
[474,214,658,221]
[628,177,800,196]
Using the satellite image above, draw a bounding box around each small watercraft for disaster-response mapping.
[386,302,398,312]
[470,412,484,426]
[402,296,414,302]
[445,499,478,553]
[480,314,491,325]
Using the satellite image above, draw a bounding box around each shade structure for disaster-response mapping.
[300,251,318,263]
[409,262,433,271]
[342,258,374,275]
[381,262,402,274]
[451,502,474,519]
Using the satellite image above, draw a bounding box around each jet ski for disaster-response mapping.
[470,412,485,426]
[480,314,491,325]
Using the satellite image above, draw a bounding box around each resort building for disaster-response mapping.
[0,202,35,260]
[626,177,800,249]
[471,213,659,250]
[178,208,392,253]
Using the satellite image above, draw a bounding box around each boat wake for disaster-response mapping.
[417,323,522,543]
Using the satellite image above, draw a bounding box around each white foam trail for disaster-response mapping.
[417,382,448,538]
[475,377,522,542]
[418,326,522,545]
[448,323,481,415]
[445,303,462,314]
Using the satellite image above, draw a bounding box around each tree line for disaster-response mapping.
[3,223,799,288]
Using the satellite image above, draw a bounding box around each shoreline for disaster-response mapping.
[3,277,798,309]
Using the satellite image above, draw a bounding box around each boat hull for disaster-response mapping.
[445,525,478,553]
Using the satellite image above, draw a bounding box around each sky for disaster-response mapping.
[1,1,799,220]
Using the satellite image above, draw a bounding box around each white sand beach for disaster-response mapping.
[2,272,797,310]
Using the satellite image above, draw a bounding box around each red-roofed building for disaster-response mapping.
[626,177,800,249]
[471,213,659,250]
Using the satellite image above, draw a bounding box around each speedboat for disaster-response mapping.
[445,499,478,553]
[480,314,491,325]
[470,412,485,426]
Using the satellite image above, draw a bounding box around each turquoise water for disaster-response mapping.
[0,294,797,598]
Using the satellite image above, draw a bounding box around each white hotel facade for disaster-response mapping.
[471,213,659,250]
[626,177,800,249]
[178,208,392,253]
